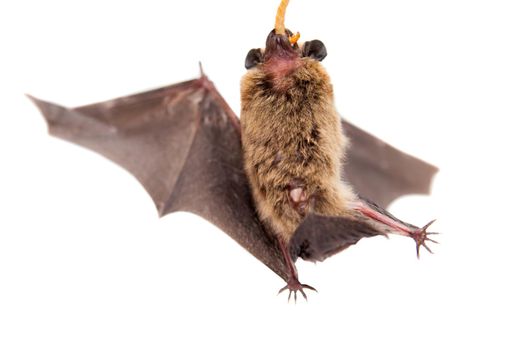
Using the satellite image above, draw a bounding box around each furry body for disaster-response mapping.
[241,57,356,242]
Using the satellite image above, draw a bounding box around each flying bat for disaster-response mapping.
[29,0,438,300]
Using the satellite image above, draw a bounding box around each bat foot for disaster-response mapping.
[411,219,439,258]
[278,277,317,303]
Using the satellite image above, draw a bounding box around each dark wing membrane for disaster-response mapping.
[342,121,438,208]
[29,78,288,281]
[290,214,383,262]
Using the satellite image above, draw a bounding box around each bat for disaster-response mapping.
[28,0,438,300]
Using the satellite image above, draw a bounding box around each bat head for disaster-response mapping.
[244,29,327,70]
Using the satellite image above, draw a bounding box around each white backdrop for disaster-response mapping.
[1,0,524,349]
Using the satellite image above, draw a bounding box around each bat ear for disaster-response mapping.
[302,40,327,61]
[245,48,263,69]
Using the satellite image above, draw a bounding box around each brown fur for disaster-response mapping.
[240,57,358,242]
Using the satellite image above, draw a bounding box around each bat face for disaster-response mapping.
[244,30,327,70]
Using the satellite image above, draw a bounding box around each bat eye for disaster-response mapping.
[302,40,327,61]
[245,48,263,69]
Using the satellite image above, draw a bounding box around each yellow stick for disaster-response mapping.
[274,0,289,35]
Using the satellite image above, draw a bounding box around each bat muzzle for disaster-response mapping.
[264,29,298,62]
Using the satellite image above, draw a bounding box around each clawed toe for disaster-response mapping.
[278,278,317,302]
[412,219,439,258]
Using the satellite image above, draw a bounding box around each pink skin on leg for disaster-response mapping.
[350,200,438,258]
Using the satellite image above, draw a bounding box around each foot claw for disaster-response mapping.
[426,237,439,244]
[412,219,439,258]
[278,278,318,303]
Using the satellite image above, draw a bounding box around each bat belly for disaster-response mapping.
[248,139,349,241]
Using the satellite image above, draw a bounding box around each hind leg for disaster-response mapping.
[309,183,438,258]
[349,197,438,258]
[276,237,317,302]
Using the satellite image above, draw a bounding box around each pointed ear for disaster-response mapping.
[302,40,327,61]
[245,48,263,69]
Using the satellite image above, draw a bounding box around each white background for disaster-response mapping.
[1,0,524,349]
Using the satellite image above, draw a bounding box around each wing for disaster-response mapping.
[342,122,438,208]
[28,76,289,281]
[290,214,384,262]
[29,75,438,279]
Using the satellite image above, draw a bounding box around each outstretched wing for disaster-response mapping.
[29,77,288,281]
[342,122,438,208]
[29,75,439,278]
